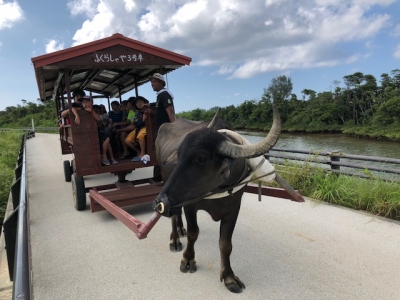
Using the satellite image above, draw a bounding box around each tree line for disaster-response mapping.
[0,100,56,128]
[178,69,400,140]
[1,69,399,140]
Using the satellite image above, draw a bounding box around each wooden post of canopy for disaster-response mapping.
[134,77,139,97]
[118,86,122,103]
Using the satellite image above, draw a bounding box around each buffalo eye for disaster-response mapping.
[196,154,208,164]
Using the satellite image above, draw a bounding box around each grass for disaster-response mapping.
[259,161,400,221]
[0,131,24,226]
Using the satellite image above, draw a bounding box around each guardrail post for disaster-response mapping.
[330,150,341,171]
[27,130,35,139]
[11,178,21,209]
[264,150,270,160]
[3,208,19,280]
[31,119,35,137]
[17,151,23,167]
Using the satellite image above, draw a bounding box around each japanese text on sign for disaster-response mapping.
[93,53,144,63]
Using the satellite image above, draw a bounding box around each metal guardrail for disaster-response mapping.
[266,147,400,181]
[3,130,35,299]
[0,127,58,132]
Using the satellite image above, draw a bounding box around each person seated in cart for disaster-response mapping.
[81,96,118,166]
[120,99,129,120]
[114,97,136,158]
[60,89,86,124]
[93,104,110,131]
[98,104,110,132]
[126,96,150,162]
[108,100,125,157]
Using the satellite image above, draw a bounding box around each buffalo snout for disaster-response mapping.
[153,193,181,217]
[153,193,171,216]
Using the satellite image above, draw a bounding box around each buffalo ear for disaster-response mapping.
[163,150,178,166]
[220,159,231,183]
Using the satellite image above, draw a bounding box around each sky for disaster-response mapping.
[0,0,400,113]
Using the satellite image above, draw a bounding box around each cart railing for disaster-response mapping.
[3,131,34,299]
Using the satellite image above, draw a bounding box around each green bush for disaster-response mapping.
[259,162,400,220]
[0,132,23,225]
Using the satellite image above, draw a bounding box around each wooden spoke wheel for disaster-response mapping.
[72,174,86,211]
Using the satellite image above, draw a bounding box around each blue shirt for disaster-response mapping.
[108,110,124,129]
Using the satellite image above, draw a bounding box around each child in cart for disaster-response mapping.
[125,96,149,162]
[81,96,118,166]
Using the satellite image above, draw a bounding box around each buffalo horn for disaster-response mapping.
[216,107,281,158]
[206,108,221,129]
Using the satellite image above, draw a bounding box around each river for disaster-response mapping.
[238,132,400,159]
[237,131,400,180]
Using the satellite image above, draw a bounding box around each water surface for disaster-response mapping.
[239,132,400,159]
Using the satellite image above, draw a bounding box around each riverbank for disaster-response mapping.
[236,125,400,142]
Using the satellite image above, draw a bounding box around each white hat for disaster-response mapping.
[149,73,165,83]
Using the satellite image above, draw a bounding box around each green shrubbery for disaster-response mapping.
[0,132,23,225]
[0,100,56,128]
[262,162,400,220]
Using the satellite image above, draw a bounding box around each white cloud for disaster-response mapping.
[391,24,400,37]
[68,0,97,18]
[394,44,400,59]
[45,39,65,53]
[218,64,237,75]
[72,1,115,46]
[0,0,23,30]
[66,0,396,77]
[124,0,135,12]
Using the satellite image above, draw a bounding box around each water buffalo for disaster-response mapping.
[152,108,281,293]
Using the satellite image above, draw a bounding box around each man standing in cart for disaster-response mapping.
[148,73,176,130]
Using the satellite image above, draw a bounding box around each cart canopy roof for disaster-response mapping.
[31,33,192,101]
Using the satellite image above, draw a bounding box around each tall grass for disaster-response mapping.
[261,161,400,220]
[0,132,24,225]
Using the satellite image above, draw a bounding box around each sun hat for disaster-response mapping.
[149,73,165,83]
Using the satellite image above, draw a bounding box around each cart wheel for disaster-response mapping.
[153,166,162,182]
[63,160,72,182]
[72,174,86,211]
[70,159,75,173]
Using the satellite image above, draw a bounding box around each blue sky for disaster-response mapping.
[0,0,400,113]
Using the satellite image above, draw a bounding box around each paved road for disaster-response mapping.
[25,134,400,299]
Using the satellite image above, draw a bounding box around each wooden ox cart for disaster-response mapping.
[31,33,302,239]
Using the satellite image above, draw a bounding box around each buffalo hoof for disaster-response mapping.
[177,226,187,237]
[169,240,183,252]
[223,276,245,293]
[180,259,197,273]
